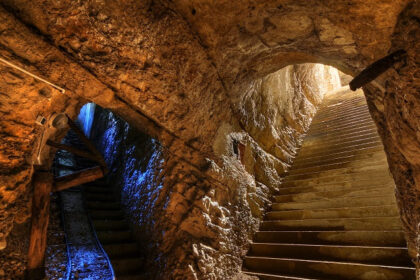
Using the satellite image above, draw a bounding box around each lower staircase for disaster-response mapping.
[242,87,416,279]
[84,180,147,280]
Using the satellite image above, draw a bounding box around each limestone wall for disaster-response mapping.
[89,107,165,267]
[88,64,340,279]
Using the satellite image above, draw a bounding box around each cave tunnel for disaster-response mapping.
[0,1,419,280]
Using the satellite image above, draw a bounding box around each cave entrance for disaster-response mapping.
[241,63,414,279]
[30,103,162,279]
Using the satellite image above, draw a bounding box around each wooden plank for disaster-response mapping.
[349,49,406,91]
[66,116,107,169]
[53,166,105,192]
[26,172,53,280]
[46,139,99,163]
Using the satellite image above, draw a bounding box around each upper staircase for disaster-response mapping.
[242,87,416,279]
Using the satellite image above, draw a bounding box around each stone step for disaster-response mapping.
[90,209,125,220]
[273,187,394,203]
[112,257,144,275]
[260,217,402,231]
[312,107,370,123]
[280,169,392,188]
[287,155,386,176]
[277,180,394,195]
[310,114,373,131]
[86,201,121,210]
[308,118,375,135]
[295,139,382,159]
[318,96,365,108]
[244,271,319,280]
[298,135,380,155]
[84,185,114,194]
[322,95,365,107]
[301,130,378,150]
[303,125,378,144]
[103,242,139,258]
[253,231,406,247]
[272,194,396,211]
[313,108,370,124]
[296,137,385,160]
[317,100,366,115]
[85,193,116,202]
[97,230,132,244]
[92,219,129,231]
[243,257,415,280]
[291,146,384,169]
[289,150,385,174]
[248,243,411,266]
[84,179,108,187]
[266,205,398,220]
[306,123,376,139]
[311,106,370,120]
[283,163,389,183]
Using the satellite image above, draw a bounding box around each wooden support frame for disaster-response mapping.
[53,166,105,192]
[66,116,107,170]
[26,116,109,279]
[25,172,53,280]
[46,140,100,163]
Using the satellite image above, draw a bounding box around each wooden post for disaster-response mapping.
[53,166,105,192]
[349,49,406,91]
[66,116,107,169]
[25,171,53,280]
[46,139,100,163]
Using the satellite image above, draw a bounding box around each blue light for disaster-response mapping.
[77,102,96,138]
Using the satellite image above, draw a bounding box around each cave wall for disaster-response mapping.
[168,64,340,279]
[86,64,340,278]
[88,106,165,268]
[362,2,420,267]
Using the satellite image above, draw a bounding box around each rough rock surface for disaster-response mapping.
[0,0,418,279]
[86,64,340,278]
[89,106,165,269]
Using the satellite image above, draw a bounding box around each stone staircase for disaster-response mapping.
[84,180,147,280]
[242,87,416,279]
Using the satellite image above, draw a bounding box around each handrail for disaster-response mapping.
[58,192,72,280]
[82,187,116,280]
[0,56,66,93]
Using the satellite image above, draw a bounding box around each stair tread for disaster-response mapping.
[244,256,415,269]
[253,230,406,247]
[264,216,401,222]
[244,271,322,280]
[274,187,394,199]
[273,193,396,205]
[250,242,407,250]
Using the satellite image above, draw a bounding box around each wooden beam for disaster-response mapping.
[66,116,107,169]
[46,140,99,163]
[349,49,406,91]
[26,172,53,280]
[53,166,105,192]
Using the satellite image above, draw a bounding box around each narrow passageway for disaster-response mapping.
[84,180,147,279]
[242,87,416,279]
[48,103,157,279]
